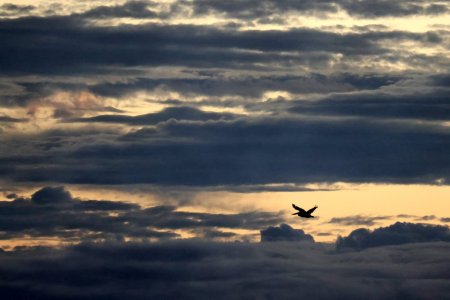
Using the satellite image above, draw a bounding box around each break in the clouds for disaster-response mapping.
[0,186,283,242]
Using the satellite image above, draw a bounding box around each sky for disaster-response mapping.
[0,0,450,298]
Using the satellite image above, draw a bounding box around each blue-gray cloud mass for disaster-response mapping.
[1,2,449,299]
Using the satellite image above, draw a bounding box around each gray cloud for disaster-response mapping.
[1,15,438,77]
[0,3,35,16]
[289,88,450,121]
[69,106,238,125]
[416,215,437,221]
[336,222,450,250]
[329,215,391,226]
[31,185,72,204]
[339,0,449,17]
[0,116,27,123]
[260,223,314,242]
[0,239,448,299]
[189,0,338,20]
[188,0,449,19]
[4,114,449,186]
[0,186,283,242]
[79,1,159,19]
[87,73,402,99]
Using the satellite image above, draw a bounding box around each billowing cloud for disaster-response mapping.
[31,185,73,204]
[336,222,450,249]
[260,223,314,242]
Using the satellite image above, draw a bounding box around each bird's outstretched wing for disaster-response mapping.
[307,206,318,214]
[292,203,306,213]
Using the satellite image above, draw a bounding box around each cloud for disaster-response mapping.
[260,223,314,242]
[5,193,17,199]
[87,73,401,99]
[0,186,283,242]
[329,215,391,226]
[0,239,448,299]
[416,215,436,221]
[1,15,437,77]
[339,0,449,17]
[188,0,449,20]
[4,115,449,186]
[0,116,27,123]
[190,0,338,20]
[69,106,238,125]
[336,222,450,250]
[289,88,450,121]
[79,1,159,19]
[31,186,73,204]
[0,3,35,16]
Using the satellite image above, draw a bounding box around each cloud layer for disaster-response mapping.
[0,186,283,242]
[0,240,449,299]
[336,221,450,249]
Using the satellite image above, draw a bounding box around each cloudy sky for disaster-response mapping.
[1,0,450,298]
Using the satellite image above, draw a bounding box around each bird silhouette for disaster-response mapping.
[292,204,317,218]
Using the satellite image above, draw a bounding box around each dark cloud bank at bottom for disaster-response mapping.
[0,240,449,300]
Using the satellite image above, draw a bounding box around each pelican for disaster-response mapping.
[292,204,318,218]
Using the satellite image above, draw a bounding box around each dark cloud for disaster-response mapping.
[336,222,450,250]
[416,215,436,221]
[339,0,449,17]
[0,116,27,123]
[5,193,17,199]
[260,223,314,242]
[31,186,72,204]
[69,106,238,125]
[190,0,338,20]
[1,15,434,76]
[0,186,283,242]
[0,240,448,299]
[196,228,238,239]
[79,1,158,19]
[189,0,449,19]
[289,89,450,121]
[0,3,35,16]
[329,215,391,226]
[87,73,401,99]
[4,115,449,186]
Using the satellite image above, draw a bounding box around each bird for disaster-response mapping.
[292,203,318,218]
